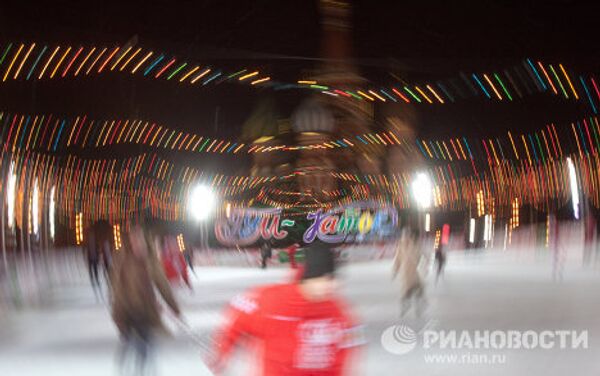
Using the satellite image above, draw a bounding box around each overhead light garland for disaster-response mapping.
[0,42,596,112]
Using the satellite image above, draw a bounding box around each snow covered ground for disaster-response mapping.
[1,247,599,375]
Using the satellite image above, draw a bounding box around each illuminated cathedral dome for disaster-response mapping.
[291,98,335,134]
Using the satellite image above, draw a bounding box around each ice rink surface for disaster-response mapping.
[1,247,599,375]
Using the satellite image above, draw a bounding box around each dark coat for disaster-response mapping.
[110,247,180,335]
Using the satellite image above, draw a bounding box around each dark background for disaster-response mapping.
[0,0,598,173]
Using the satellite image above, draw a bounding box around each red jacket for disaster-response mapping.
[162,251,189,285]
[213,283,362,375]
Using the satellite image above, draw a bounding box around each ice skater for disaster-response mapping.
[260,240,272,269]
[209,242,363,374]
[392,228,426,317]
[85,225,102,298]
[110,226,181,376]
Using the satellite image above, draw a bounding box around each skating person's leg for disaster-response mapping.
[434,256,441,283]
[116,327,134,375]
[132,324,153,376]
[401,284,417,317]
[414,281,427,317]
[92,262,100,288]
[89,260,101,299]
[435,252,445,283]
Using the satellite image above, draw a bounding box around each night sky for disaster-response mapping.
[0,0,598,173]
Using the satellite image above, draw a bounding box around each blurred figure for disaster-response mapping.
[260,240,272,269]
[392,229,425,317]
[434,225,448,283]
[287,242,300,269]
[210,242,362,375]
[110,226,181,376]
[85,225,101,297]
[161,236,191,289]
[183,247,195,275]
[584,213,596,265]
[96,220,114,282]
[86,221,114,298]
[548,214,563,281]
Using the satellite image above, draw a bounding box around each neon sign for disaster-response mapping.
[303,204,397,244]
[215,208,292,246]
[214,203,398,246]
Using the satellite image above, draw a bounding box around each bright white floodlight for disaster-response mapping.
[49,185,56,240]
[566,157,580,219]
[188,185,216,221]
[32,179,39,235]
[6,162,16,229]
[412,172,433,209]
[469,218,476,244]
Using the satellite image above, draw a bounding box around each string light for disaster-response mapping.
[155,57,176,78]
[426,84,444,103]
[167,62,187,80]
[86,47,107,75]
[476,190,485,216]
[50,46,71,78]
[61,46,83,77]
[472,74,491,99]
[403,86,421,102]
[97,46,120,73]
[113,224,122,250]
[239,71,258,80]
[549,64,568,99]
[177,233,185,252]
[191,68,211,83]
[120,47,142,71]
[494,73,512,101]
[143,55,164,76]
[203,71,221,85]
[250,77,271,85]
[74,47,96,76]
[368,90,386,102]
[559,64,579,100]
[75,212,84,245]
[132,51,153,74]
[357,90,374,101]
[0,42,595,113]
[414,86,433,103]
[512,198,519,228]
[26,46,47,80]
[3,43,23,82]
[483,73,503,100]
[537,62,557,94]
[14,43,35,80]
[111,46,131,70]
[179,65,200,82]
[38,46,60,79]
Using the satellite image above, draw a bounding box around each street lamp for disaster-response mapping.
[412,172,433,209]
[469,218,476,244]
[412,172,433,234]
[6,162,16,230]
[566,157,579,219]
[187,184,217,222]
[32,179,39,235]
[49,185,56,240]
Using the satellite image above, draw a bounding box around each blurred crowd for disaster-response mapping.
[2,215,600,375]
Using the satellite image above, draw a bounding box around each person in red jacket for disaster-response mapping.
[161,236,191,289]
[287,242,300,269]
[209,242,363,375]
